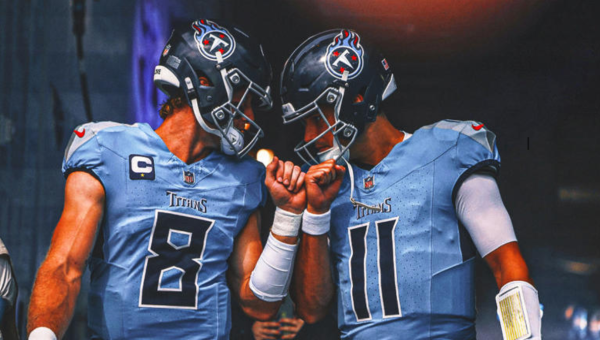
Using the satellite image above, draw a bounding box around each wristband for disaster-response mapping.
[271,207,302,237]
[302,209,331,235]
[29,327,57,340]
[496,281,542,340]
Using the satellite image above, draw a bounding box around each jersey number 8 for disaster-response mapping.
[139,210,214,309]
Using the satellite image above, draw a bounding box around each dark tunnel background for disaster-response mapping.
[0,0,599,338]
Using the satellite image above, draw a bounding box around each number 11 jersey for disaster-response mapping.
[329,120,501,339]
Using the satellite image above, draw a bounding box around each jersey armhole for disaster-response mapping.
[64,167,101,181]
[451,159,501,206]
[63,167,107,202]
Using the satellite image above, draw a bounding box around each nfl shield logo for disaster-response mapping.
[183,170,195,184]
[364,176,374,189]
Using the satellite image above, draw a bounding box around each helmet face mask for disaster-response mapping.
[208,67,271,156]
[154,19,273,158]
[283,86,356,165]
[280,29,396,165]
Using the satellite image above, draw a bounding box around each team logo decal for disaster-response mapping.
[192,19,236,61]
[326,30,364,80]
[129,155,155,180]
[183,170,195,185]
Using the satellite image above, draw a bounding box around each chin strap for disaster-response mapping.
[186,77,219,135]
[341,157,382,212]
[337,70,380,212]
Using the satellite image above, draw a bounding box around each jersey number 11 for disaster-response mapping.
[348,217,401,321]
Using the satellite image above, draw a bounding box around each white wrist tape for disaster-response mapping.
[270,207,302,237]
[302,209,331,235]
[496,281,542,340]
[29,327,57,340]
[250,233,298,302]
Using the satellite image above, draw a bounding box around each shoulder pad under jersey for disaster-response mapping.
[422,119,496,154]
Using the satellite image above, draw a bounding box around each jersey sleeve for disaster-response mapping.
[62,122,123,184]
[452,121,501,200]
[455,174,517,257]
[244,161,268,210]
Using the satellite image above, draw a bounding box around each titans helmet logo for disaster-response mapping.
[325,30,364,80]
[192,19,236,61]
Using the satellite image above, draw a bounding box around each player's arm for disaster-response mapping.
[456,173,541,339]
[27,171,105,339]
[484,242,532,288]
[228,210,286,320]
[228,157,305,321]
[0,298,6,325]
[0,254,15,326]
[293,159,345,324]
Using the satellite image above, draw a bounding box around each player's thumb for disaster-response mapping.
[264,156,279,185]
[335,164,347,178]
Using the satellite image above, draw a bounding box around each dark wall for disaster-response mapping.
[1,0,598,339]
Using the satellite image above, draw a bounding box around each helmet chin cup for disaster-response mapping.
[317,141,349,165]
[220,127,244,156]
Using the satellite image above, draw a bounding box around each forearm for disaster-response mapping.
[485,243,541,339]
[27,260,84,338]
[230,270,282,321]
[230,208,299,321]
[242,234,297,320]
[293,233,333,324]
[485,242,533,289]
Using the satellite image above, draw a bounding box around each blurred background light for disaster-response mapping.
[256,148,274,167]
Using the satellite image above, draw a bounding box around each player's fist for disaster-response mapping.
[265,156,306,214]
[305,159,346,214]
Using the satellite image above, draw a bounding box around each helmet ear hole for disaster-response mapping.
[199,76,213,87]
[161,85,182,97]
[154,65,181,96]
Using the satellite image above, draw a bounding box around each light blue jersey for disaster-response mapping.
[62,122,266,339]
[329,120,500,339]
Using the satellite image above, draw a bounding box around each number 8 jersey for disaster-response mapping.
[63,122,266,339]
[329,120,501,339]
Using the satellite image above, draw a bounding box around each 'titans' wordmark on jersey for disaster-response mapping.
[167,191,207,213]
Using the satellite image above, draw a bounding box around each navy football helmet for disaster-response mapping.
[154,19,273,157]
[280,29,397,164]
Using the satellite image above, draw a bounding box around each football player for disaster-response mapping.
[280,29,542,340]
[0,238,18,340]
[27,20,305,340]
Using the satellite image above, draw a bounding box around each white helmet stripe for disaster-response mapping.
[153,65,181,95]
[382,74,397,101]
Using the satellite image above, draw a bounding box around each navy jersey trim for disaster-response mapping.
[64,167,103,184]
[451,159,500,206]
[458,220,477,261]
[63,167,107,199]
